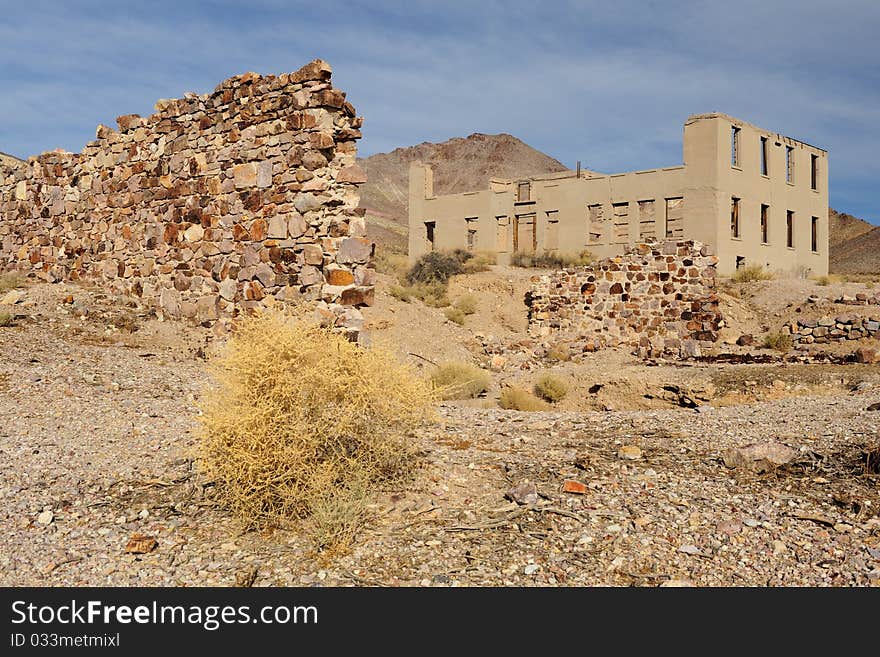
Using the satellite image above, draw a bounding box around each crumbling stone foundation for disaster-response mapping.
[0,59,371,331]
[527,241,722,358]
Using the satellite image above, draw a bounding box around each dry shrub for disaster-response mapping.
[198,311,435,542]
[546,342,571,362]
[534,373,568,403]
[731,265,774,283]
[407,250,471,284]
[453,294,478,315]
[372,250,410,280]
[430,362,491,400]
[762,331,793,353]
[444,306,466,325]
[461,251,496,274]
[813,274,841,286]
[0,273,26,293]
[0,312,12,327]
[500,386,550,411]
[511,250,592,269]
[389,281,449,307]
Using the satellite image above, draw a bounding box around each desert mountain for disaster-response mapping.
[357,133,570,250]
[829,209,880,273]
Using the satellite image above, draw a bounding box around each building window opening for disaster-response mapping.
[760,137,768,176]
[786,210,794,248]
[811,216,819,253]
[811,154,818,190]
[545,210,559,251]
[731,126,741,167]
[424,221,435,250]
[760,204,769,244]
[736,255,746,269]
[786,146,794,183]
[731,197,740,238]
[465,217,478,250]
[516,181,531,203]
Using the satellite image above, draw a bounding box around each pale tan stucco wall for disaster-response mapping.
[408,113,829,276]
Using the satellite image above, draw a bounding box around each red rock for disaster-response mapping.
[562,480,587,495]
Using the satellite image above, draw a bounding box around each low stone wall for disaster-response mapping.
[790,315,880,345]
[0,59,372,330]
[527,241,722,357]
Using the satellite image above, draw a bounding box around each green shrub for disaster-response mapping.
[198,311,435,541]
[762,331,793,353]
[731,265,774,283]
[499,386,550,411]
[534,373,568,403]
[430,362,491,400]
[407,250,472,284]
[444,307,466,325]
[453,294,478,315]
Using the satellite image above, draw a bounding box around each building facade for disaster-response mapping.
[408,113,828,276]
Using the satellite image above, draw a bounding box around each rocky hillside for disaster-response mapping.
[829,208,880,274]
[357,133,570,250]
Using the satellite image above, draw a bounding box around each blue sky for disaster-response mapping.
[1,0,878,220]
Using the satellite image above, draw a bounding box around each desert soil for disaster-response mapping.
[1,272,879,587]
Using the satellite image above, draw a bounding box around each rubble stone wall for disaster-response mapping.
[790,315,880,345]
[527,241,722,357]
[0,59,372,328]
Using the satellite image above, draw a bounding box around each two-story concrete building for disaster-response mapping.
[408,113,828,276]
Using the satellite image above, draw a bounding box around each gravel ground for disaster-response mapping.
[1,283,879,587]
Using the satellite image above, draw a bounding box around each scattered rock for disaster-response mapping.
[562,480,587,495]
[36,510,53,525]
[736,334,754,346]
[0,289,25,305]
[722,441,798,473]
[124,533,158,554]
[618,445,642,460]
[505,481,538,506]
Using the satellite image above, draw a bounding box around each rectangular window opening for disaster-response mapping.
[495,215,509,252]
[516,181,531,203]
[665,197,684,239]
[731,126,741,167]
[811,216,819,253]
[638,199,656,240]
[587,203,605,243]
[760,204,769,244]
[786,210,794,248]
[612,202,630,244]
[760,137,768,176]
[545,210,559,251]
[810,154,818,190]
[424,221,435,250]
[731,197,740,238]
[786,146,794,183]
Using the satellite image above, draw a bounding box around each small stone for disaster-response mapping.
[124,533,158,554]
[0,289,26,305]
[660,579,695,587]
[679,544,703,556]
[506,481,538,506]
[183,224,204,242]
[618,445,642,460]
[36,510,54,525]
[523,564,541,576]
[562,480,587,495]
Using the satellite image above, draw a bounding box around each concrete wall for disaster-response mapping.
[409,113,829,276]
[0,59,374,331]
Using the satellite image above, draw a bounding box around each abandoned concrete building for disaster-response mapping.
[408,113,829,276]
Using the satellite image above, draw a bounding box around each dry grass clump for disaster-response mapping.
[461,251,496,274]
[511,250,592,269]
[389,281,450,307]
[546,342,571,362]
[762,331,793,353]
[198,311,435,547]
[407,250,471,285]
[499,386,550,411]
[430,362,491,400]
[453,293,478,316]
[534,373,568,403]
[372,250,410,280]
[813,274,842,286]
[0,312,12,327]
[731,265,774,283]
[0,273,27,293]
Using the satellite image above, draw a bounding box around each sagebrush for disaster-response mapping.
[731,265,773,283]
[198,312,435,544]
[430,362,491,400]
[762,331,793,353]
[0,273,26,293]
[534,373,568,403]
[511,250,592,269]
[499,386,549,411]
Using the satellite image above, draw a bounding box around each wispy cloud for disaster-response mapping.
[0,0,877,219]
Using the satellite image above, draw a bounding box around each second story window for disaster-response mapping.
[787,210,794,248]
[517,181,531,202]
[760,137,768,176]
[811,154,819,190]
[761,204,769,244]
[786,146,794,183]
[731,197,740,238]
[731,126,741,167]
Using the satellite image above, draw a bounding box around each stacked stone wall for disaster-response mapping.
[527,241,722,357]
[0,59,371,329]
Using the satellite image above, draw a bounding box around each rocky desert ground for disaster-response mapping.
[1,266,879,587]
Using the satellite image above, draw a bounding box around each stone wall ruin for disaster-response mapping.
[0,59,372,331]
[527,241,722,358]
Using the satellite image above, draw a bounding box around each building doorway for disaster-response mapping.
[514,213,536,253]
